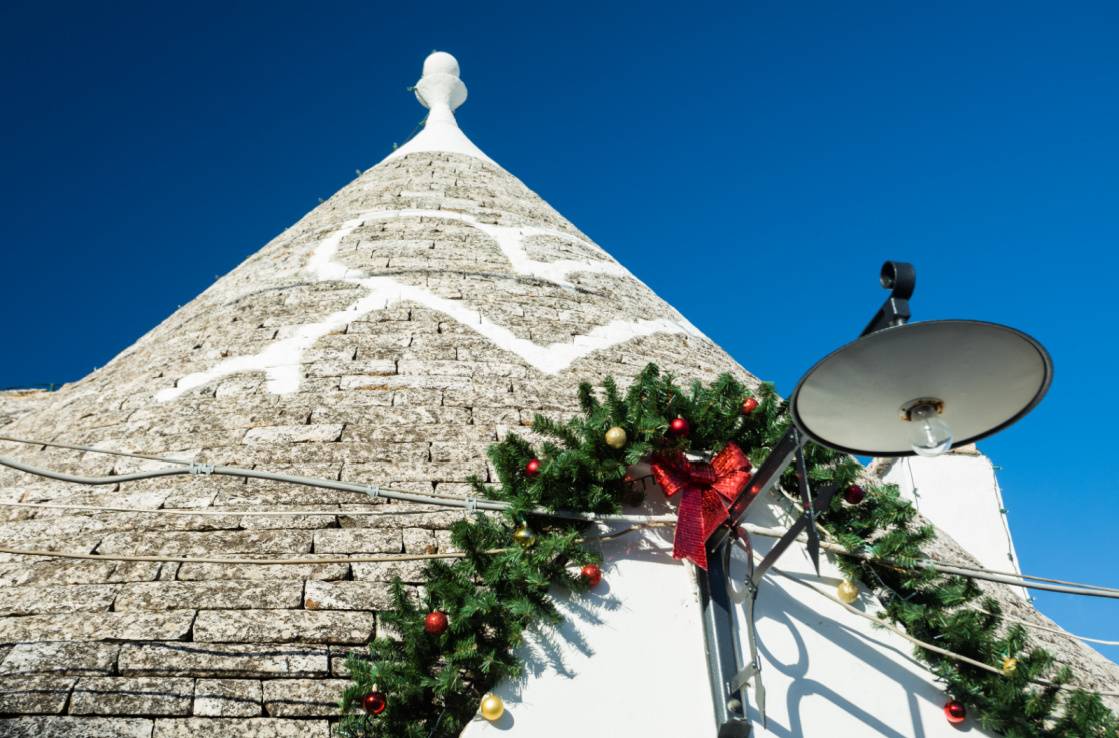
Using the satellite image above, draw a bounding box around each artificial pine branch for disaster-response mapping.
[337,364,1118,738]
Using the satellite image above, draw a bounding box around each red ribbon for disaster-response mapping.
[651,442,752,570]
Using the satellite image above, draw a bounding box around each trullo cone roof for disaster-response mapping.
[0,51,1115,738]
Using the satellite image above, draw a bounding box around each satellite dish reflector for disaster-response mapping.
[790,320,1052,457]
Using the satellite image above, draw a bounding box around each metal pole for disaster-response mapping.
[699,427,806,737]
[698,545,751,737]
[696,260,917,736]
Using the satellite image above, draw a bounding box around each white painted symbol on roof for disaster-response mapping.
[156,210,705,401]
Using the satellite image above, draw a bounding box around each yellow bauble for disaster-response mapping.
[836,579,859,604]
[512,524,537,549]
[604,426,628,449]
[480,693,505,721]
[1002,657,1018,676]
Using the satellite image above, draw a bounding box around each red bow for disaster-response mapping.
[651,442,752,570]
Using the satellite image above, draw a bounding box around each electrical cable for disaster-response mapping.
[3,436,1117,698]
[0,449,673,525]
[772,567,1119,698]
[2,435,1118,596]
[963,606,1119,648]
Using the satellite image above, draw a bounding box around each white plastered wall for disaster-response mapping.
[462,489,1000,737]
[883,451,1027,600]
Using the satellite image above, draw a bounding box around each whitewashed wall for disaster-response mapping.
[463,489,1000,737]
[883,451,1027,600]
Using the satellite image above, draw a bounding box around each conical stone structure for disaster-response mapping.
[1,51,1116,738]
[0,52,748,736]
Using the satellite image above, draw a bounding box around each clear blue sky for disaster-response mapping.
[2,2,1117,661]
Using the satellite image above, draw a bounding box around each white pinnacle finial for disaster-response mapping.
[386,51,493,164]
[414,51,467,118]
[422,51,460,80]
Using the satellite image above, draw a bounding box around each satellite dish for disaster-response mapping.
[790,319,1052,457]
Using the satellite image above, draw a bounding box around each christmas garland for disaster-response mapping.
[338,364,1117,738]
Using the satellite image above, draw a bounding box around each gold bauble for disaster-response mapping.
[480,693,505,721]
[1002,657,1018,676]
[512,524,537,549]
[836,579,859,604]
[604,426,628,449]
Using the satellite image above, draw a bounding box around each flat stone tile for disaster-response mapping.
[119,642,329,678]
[401,527,436,553]
[352,559,427,583]
[194,678,262,717]
[0,716,154,737]
[0,675,76,714]
[335,505,462,530]
[97,530,313,555]
[0,641,120,676]
[303,581,395,611]
[0,584,118,616]
[193,610,374,644]
[312,528,401,553]
[176,563,350,585]
[71,676,194,716]
[153,717,331,737]
[0,561,117,588]
[114,581,303,611]
[105,562,163,583]
[262,678,350,717]
[242,424,344,445]
[0,611,194,644]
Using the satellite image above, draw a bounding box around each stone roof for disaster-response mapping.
[0,54,751,736]
[0,389,52,429]
[0,51,1114,737]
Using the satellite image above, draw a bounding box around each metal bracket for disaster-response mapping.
[729,662,760,694]
[696,259,917,737]
[794,442,822,574]
[699,542,752,736]
[752,481,841,589]
[860,261,915,336]
[738,549,767,729]
[700,428,805,737]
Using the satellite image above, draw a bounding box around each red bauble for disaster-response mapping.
[843,484,866,505]
[424,610,448,636]
[362,691,387,715]
[944,700,966,725]
[524,458,541,477]
[580,563,603,588]
[669,417,690,436]
[741,397,759,415]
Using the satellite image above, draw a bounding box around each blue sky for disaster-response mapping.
[2,2,1117,661]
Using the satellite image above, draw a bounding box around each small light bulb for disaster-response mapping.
[908,403,952,457]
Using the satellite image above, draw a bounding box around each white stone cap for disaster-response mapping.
[385,51,494,165]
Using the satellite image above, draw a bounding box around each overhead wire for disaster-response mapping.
[770,472,1119,598]
[2,435,1117,693]
[2,435,1118,597]
[963,605,1119,648]
[0,436,674,524]
[772,567,1119,698]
